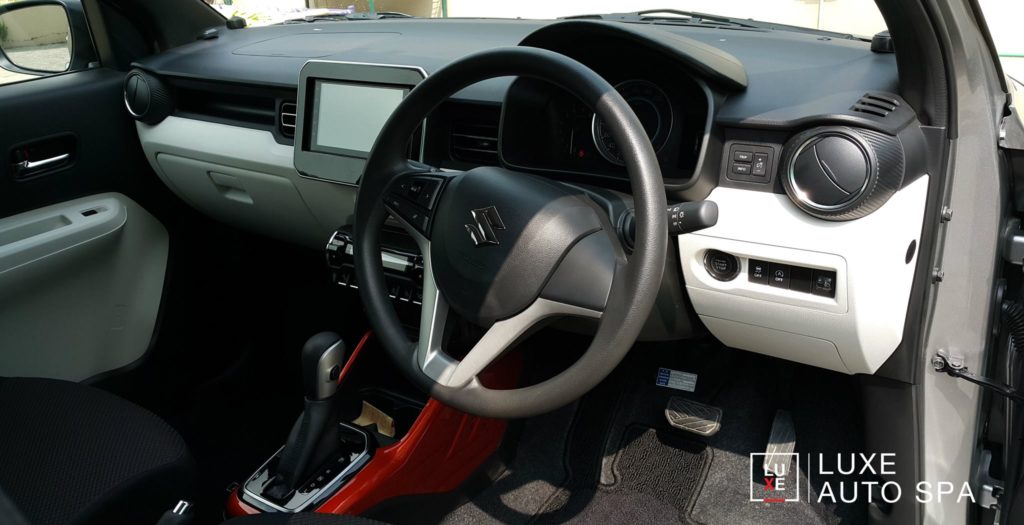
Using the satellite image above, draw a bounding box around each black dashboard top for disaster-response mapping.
[136,18,898,129]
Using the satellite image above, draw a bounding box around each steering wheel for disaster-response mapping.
[354,47,667,419]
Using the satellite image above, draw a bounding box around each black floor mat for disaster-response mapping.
[536,424,711,524]
[444,342,866,525]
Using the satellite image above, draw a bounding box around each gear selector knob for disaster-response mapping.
[301,332,346,401]
[265,332,349,502]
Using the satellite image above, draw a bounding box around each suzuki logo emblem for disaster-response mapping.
[465,206,505,247]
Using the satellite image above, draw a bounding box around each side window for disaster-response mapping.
[0,0,95,86]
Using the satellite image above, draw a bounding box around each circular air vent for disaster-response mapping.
[123,69,173,125]
[780,126,904,221]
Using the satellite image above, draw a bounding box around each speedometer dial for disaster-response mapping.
[591,80,674,166]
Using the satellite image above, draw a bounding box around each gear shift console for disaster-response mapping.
[240,333,373,513]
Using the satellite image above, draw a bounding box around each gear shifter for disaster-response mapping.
[264,332,346,502]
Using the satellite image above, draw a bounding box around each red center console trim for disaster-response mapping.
[227,487,261,516]
[338,331,372,386]
[315,398,506,516]
[226,330,509,518]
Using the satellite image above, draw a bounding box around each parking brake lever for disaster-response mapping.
[621,201,719,248]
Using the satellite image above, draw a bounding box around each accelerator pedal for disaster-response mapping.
[762,409,797,476]
[665,396,722,436]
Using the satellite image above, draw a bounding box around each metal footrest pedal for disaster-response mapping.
[665,396,722,436]
[762,409,796,476]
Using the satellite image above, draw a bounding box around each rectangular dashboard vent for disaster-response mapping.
[850,93,899,118]
[279,102,297,138]
[450,121,499,165]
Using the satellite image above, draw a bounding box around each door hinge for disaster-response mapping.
[932,351,1024,403]
[1002,218,1024,266]
[973,449,1004,514]
[1000,103,1024,151]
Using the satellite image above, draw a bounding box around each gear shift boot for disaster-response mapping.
[263,397,340,503]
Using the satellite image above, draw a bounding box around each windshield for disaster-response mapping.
[206,0,887,37]
[207,0,1024,82]
[978,1,1024,83]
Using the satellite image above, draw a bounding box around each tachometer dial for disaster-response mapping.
[591,80,674,166]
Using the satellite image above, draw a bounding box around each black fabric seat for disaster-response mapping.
[223,513,388,525]
[0,377,194,525]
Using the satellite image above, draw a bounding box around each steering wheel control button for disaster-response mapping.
[725,143,775,184]
[748,259,769,284]
[384,175,448,235]
[704,250,739,281]
[768,263,791,288]
[812,270,837,297]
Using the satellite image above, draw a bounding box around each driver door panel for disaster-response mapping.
[0,62,173,380]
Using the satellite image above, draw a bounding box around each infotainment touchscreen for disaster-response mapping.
[294,60,426,185]
[310,81,407,157]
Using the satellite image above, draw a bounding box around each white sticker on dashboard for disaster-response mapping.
[656,368,697,392]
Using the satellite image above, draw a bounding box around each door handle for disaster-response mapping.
[9,133,77,180]
[16,153,70,171]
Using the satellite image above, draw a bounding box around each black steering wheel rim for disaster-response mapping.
[354,47,667,419]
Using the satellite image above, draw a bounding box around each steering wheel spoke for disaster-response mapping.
[416,272,602,388]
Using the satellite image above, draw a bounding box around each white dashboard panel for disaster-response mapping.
[136,116,358,250]
[678,175,929,374]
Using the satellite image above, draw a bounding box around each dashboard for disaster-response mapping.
[125,17,934,378]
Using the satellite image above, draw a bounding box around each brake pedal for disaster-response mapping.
[665,396,722,436]
[762,409,796,476]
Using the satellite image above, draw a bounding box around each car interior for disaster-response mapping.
[0,0,1023,524]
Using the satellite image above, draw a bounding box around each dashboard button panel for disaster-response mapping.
[726,143,775,183]
[748,259,769,284]
[752,153,769,176]
[812,270,837,297]
[748,260,836,298]
[789,266,813,293]
[768,263,790,288]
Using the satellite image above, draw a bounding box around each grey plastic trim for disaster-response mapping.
[0,196,125,275]
[136,117,359,250]
[0,194,168,381]
[314,339,345,400]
